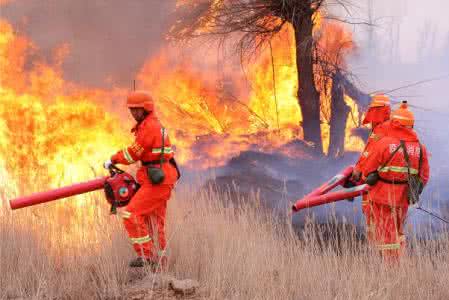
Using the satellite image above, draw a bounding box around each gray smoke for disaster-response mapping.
[1,0,176,87]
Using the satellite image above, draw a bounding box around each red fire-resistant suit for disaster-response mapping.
[111,114,178,261]
[360,120,430,261]
[354,106,391,242]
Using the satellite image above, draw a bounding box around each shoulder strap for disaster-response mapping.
[401,140,423,177]
[379,141,403,171]
[400,140,412,178]
[160,127,165,166]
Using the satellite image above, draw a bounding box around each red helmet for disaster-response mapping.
[126,90,154,112]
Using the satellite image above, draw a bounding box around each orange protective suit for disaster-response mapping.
[354,105,391,243]
[355,106,391,174]
[111,113,178,262]
[360,120,430,261]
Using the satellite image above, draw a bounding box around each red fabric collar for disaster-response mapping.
[383,120,418,142]
[131,114,156,133]
[362,106,391,126]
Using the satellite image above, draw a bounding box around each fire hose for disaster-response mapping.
[291,166,449,225]
[292,166,370,212]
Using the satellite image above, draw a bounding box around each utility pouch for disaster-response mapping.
[365,172,380,186]
[147,127,166,185]
[148,167,165,184]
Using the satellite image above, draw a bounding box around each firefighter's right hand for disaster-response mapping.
[103,159,113,169]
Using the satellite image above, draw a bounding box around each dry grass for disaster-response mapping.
[1,184,449,300]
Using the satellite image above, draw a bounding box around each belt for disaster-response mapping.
[379,177,408,185]
[142,160,167,166]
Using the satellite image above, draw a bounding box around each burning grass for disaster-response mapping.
[1,184,448,299]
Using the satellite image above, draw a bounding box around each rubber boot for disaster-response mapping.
[129,257,155,268]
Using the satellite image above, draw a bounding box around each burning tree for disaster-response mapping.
[170,0,370,155]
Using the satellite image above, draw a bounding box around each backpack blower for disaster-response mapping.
[9,165,139,213]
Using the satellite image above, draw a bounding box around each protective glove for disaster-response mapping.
[343,177,357,202]
[343,178,356,189]
[351,170,362,182]
[103,159,113,169]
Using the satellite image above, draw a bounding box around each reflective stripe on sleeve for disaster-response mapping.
[123,148,136,163]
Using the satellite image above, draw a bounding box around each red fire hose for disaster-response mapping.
[304,166,354,198]
[292,184,370,212]
[9,177,108,210]
[292,166,370,213]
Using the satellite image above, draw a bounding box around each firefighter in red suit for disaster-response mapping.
[353,94,391,179]
[360,101,430,262]
[104,91,180,268]
[351,94,391,242]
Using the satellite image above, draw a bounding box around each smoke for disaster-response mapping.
[0,0,176,87]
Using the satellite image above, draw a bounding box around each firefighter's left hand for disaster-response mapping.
[351,170,362,182]
[103,159,113,169]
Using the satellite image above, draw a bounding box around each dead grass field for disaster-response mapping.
[1,184,449,300]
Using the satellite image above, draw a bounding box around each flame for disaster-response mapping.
[140,13,360,164]
[137,39,311,168]
[0,19,130,251]
[344,95,365,152]
[1,10,362,178]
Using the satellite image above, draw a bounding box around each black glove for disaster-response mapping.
[343,178,356,189]
[342,178,357,202]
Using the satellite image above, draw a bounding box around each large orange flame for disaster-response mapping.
[0,19,134,252]
[0,20,128,196]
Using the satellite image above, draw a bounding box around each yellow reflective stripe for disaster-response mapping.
[130,235,151,244]
[377,243,400,251]
[151,147,173,154]
[123,148,135,163]
[378,166,418,174]
[119,211,132,219]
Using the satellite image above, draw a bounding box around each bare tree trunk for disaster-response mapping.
[293,14,323,154]
[328,72,350,157]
